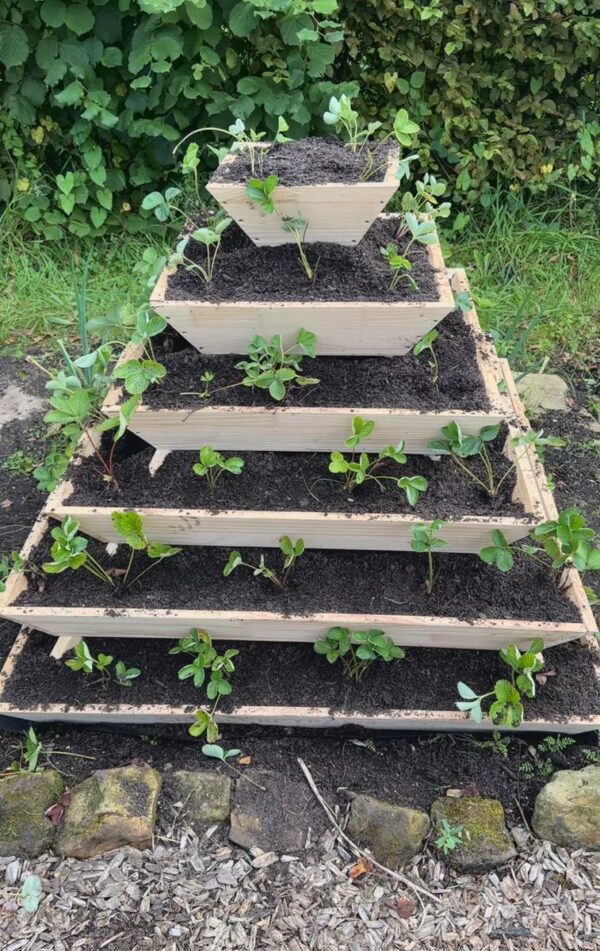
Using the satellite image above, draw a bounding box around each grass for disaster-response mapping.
[445,190,600,382]
[0,233,169,353]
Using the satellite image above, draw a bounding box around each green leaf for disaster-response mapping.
[54,80,85,106]
[111,511,147,550]
[41,0,67,27]
[457,681,478,700]
[229,2,257,37]
[65,5,95,36]
[0,25,29,68]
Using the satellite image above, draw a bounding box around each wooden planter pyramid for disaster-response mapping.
[0,144,598,732]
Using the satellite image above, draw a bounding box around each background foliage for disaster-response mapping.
[1,0,598,239]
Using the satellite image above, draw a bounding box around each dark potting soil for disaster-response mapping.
[164,217,439,303]
[209,136,395,186]
[2,631,597,723]
[17,535,578,624]
[0,719,595,825]
[67,429,528,520]
[142,311,492,411]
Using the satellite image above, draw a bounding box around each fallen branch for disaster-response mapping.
[297,756,441,905]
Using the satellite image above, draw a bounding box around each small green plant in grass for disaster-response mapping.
[456,639,545,728]
[410,520,448,593]
[428,423,564,499]
[328,417,428,505]
[314,627,405,682]
[435,819,464,855]
[1,451,35,477]
[42,514,180,589]
[223,536,305,589]
[65,639,141,687]
[246,174,279,214]
[413,328,439,384]
[0,551,23,593]
[236,329,319,401]
[193,447,244,489]
[281,217,314,281]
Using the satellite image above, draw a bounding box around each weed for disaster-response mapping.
[435,819,464,855]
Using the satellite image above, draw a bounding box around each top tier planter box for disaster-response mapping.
[206,142,400,247]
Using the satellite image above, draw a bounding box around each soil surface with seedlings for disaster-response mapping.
[16,534,579,622]
[65,429,528,519]
[165,217,439,302]
[2,631,597,722]
[209,136,396,186]
[141,312,492,411]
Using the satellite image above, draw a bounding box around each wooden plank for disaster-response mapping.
[1,628,598,733]
[149,238,455,357]
[205,148,400,246]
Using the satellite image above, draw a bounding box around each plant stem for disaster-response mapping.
[450,455,492,495]
[426,549,434,594]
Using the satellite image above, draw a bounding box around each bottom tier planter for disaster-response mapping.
[1,628,599,734]
[0,513,594,651]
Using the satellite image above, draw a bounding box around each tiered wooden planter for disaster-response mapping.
[0,141,597,730]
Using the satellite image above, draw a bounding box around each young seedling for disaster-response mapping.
[454,290,473,314]
[410,520,448,593]
[413,328,439,384]
[328,417,428,506]
[201,744,266,790]
[435,820,464,855]
[380,243,416,291]
[456,639,545,728]
[236,329,319,401]
[174,117,271,176]
[323,95,419,167]
[192,446,244,489]
[178,629,239,745]
[169,215,232,286]
[0,551,23,593]
[281,217,314,281]
[65,639,141,687]
[428,423,564,499]
[246,174,278,214]
[223,536,305,589]
[314,627,405,682]
[181,371,215,401]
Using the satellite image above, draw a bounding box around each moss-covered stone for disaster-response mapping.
[0,770,64,857]
[171,771,231,825]
[431,797,517,872]
[532,765,600,850]
[345,794,429,868]
[57,764,162,859]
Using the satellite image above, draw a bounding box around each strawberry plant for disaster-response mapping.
[314,627,405,682]
[65,640,141,687]
[193,447,244,489]
[281,217,314,281]
[177,628,239,744]
[236,329,319,401]
[246,174,279,213]
[456,640,545,728]
[410,520,448,593]
[223,536,305,589]
[413,328,439,384]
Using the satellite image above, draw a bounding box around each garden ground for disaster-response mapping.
[0,194,599,948]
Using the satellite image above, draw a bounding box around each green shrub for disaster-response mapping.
[1,0,598,239]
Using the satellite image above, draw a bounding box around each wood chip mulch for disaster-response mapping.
[1,815,599,951]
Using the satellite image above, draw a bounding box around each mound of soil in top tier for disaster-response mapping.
[141,311,492,411]
[17,534,579,623]
[67,428,529,520]
[209,136,395,186]
[164,217,438,302]
[3,631,597,722]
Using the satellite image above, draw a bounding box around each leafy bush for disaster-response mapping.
[1,0,598,239]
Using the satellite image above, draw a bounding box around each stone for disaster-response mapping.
[345,795,429,868]
[0,384,44,431]
[0,771,64,857]
[171,771,231,825]
[57,765,162,859]
[229,769,321,853]
[430,797,517,872]
[531,765,600,850]
[516,373,570,416]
